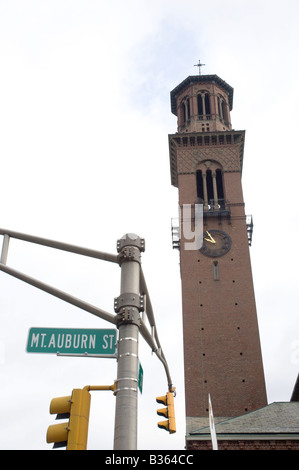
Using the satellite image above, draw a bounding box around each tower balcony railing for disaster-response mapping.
[202,199,231,218]
[171,219,180,250]
[246,215,253,246]
[197,114,212,121]
[171,209,253,251]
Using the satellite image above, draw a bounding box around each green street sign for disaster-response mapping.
[27,327,117,356]
[138,360,143,394]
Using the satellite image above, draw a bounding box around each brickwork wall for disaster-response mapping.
[178,146,267,418]
[187,439,299,451]
[171,76,267,422]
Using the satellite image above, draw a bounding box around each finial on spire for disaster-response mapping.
[194,60,206,75]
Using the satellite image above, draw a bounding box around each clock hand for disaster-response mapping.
[206,231,216,243]
[204,238,216,244]
[204,231,216,244]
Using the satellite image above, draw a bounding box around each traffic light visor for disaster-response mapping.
[46,422,68,444]
[50,396,71,416]
[156,395,167,405]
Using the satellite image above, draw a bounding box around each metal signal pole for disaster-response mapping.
[0,229,175,449]
[113,234,145,450]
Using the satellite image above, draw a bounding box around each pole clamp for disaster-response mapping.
[117,233,145,253]
[114,293,144,313]
[114,293,144,327]
[115,307,141,327]
[116,234,145,265]
[117,246,141,265]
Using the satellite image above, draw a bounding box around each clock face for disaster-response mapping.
[200,229,231,257]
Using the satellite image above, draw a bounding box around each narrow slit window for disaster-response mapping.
[213,261,219,280]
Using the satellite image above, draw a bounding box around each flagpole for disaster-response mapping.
[208,394,218,450]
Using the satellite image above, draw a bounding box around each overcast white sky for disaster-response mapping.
[0,0,299,450]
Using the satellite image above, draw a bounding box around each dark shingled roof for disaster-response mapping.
[189,402,299,436]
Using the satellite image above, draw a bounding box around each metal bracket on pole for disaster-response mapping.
[117,233,145,253]
[113,377,138,395]
[83,383,117,393]
[114,293,145,313]
[114,293,144,327]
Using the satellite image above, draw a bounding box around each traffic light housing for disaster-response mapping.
[47,388,91,450]
[156,392,176,434]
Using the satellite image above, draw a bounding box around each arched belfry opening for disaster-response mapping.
[197,91,211,119]
[181,96,191,125]
[196,162,225,210]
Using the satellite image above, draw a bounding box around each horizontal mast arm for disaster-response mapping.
[0,228,118,263]
[0,262,116,325]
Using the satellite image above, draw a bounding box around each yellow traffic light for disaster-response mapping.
[47,395,71,448]
[46,388,91,450]
[156,392,176,434]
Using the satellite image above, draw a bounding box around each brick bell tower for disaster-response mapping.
[168,70,267,433]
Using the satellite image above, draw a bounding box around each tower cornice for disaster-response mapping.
[168,130,245,187]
